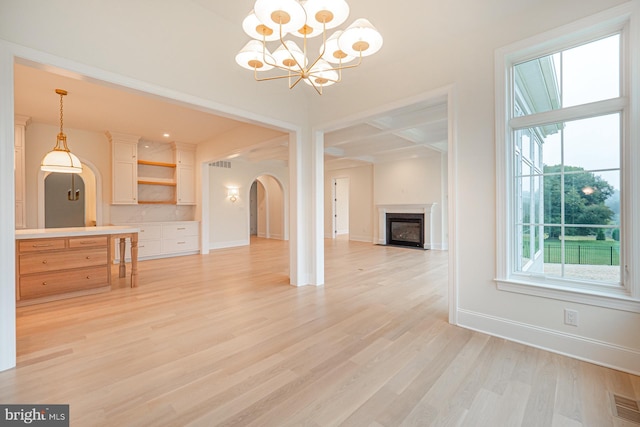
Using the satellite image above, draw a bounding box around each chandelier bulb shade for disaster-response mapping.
[236,40,275,71]
[40,89,83,174]
[236,0,382,94]
[338,18,383,57]
[254,0,307,35]
[321,30,355,64]
[242,11,280,42]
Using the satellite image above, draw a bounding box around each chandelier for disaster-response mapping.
[40,89,83,174]
[235,0,383,95]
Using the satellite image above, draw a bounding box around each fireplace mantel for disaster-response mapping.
[376,204,436,249]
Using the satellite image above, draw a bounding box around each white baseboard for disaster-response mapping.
[457,309,640,376]
[269,233,284,240]
[209,239,249,250]
[349,235,372,243]
[428,243,447,250]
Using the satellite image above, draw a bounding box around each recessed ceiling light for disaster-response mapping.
[163,133,170,138]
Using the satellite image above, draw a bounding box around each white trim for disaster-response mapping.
[509,97,627,130]
[0,42,16,372]
[496,279,640,313]
[457,308,640,376]
[209,239,249,250]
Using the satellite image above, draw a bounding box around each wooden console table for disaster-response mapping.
[15,226,139,305]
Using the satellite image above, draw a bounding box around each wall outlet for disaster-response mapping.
[564,308,579,326]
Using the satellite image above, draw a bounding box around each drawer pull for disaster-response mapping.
[42,260,48,264]
[86,276,91,279]
[33,243,53,248]
[177,227,186,230]
[79,241,97,245]
[177,241,186,244]
[86,256,91,259]
[42,282,47,286]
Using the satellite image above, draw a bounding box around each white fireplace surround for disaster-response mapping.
[377,204,436,249]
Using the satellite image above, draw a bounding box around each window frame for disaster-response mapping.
[495,2,640,312]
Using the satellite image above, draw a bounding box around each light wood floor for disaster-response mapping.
[2,237,639,426]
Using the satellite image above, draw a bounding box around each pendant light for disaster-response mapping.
[40,89,83,174]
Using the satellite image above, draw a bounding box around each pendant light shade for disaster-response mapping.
[320,30,355,64]
[235,40,276,71]
[254,0,307,35]
[40,89,83,174]
[338,18,383,57]
[303,0,349,30]
[40,142,83,173]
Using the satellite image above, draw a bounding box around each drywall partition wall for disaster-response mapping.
[308,0,639,373]
[209,160,288,249]
[324,164,374,242]
[25,123,111,228]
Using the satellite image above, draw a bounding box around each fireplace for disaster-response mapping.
[386,213,424,248]
[376,204,435,249]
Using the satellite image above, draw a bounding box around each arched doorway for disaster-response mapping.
[38,158,102,228]
[251,174,285,241]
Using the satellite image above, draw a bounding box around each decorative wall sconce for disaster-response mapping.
[227,187,239,202]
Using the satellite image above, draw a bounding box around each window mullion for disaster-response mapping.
[509,97,626,130]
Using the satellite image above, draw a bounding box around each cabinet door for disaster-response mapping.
[112,142,138,204]
[176,166,195,205]
[177,149,195,167]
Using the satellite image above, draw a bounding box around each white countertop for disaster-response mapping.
[15,226,140,240]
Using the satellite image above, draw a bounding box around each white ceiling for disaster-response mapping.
[13,0,449,168]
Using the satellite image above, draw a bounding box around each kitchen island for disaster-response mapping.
[15,226,139,305]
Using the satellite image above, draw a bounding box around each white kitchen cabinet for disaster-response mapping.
[114,221,199,261]
[14,115,29,228]
[173,142,196,205]
[108,132,139,204]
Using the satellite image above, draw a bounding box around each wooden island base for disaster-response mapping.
[15,226,139,306]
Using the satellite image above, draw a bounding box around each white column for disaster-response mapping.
[289,126,324,286]
[0,43,16,371]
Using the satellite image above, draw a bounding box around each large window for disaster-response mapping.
[496,4,639,309]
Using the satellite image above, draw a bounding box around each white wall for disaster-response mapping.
[209,160,288,249]
[324,164,373,242]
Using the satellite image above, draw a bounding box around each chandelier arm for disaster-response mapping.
[253,68,304,82]
[325,53,364,73]
[306,76,323,95]
[259,36,306,75]
[277,22,305,73]
[305,21,330,79]
[288,74,305,90]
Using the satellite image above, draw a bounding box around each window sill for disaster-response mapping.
[495,278,640,313]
